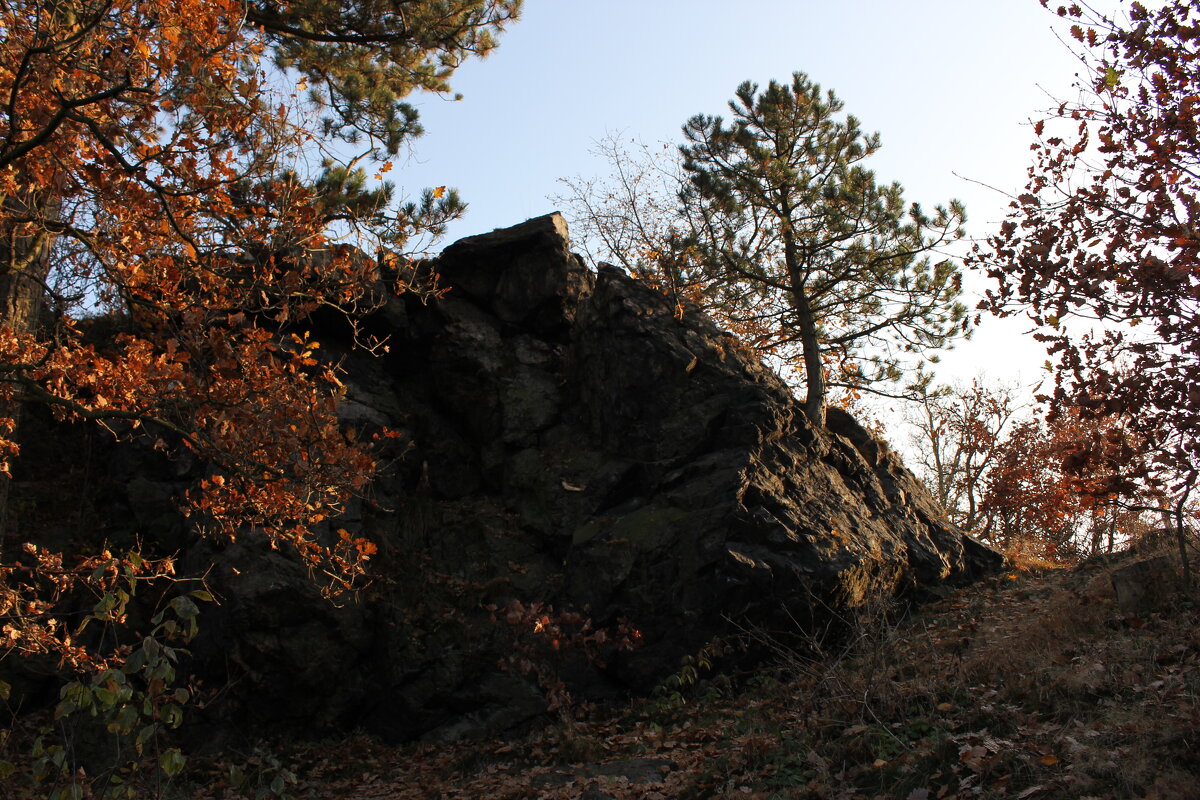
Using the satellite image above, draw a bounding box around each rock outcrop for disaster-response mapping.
[9,214,1002,743]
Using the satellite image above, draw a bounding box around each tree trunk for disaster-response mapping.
[0,188,53,324]
[792,286,826,427]
[0,188,55,536]
[1173,473,1195,589]
[782,232,826,427]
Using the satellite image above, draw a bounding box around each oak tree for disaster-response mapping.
[976,0,1200,579]
[552,134,711,312]
[0,0,519,670]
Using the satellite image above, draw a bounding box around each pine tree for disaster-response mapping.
[679,73,967,425]
[250,0,517,156]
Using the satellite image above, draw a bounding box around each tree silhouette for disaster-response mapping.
[976,0,1200,581]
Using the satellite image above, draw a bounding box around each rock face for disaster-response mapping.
[10,214,1002,742]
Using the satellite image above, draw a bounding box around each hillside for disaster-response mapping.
[1,214,1001,748]
[0,216,1193,800]
[109,549,1197,800]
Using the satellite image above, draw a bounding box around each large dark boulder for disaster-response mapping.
[9,214,1001,743]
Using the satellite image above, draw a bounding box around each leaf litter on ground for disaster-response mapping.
[21,547,1193,800]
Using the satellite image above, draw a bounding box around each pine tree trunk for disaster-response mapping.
[782,232,827,427]
[792,287,826,427]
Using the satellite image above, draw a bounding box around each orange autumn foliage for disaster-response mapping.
[979,406,1154,561]
[0,0,518,670]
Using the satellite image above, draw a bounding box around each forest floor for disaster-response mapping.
[8,548,1200,799]
[178,548,1198,800]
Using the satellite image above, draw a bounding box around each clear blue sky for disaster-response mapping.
[393,0,1123,391]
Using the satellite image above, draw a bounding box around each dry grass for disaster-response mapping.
[4,548,1198,799]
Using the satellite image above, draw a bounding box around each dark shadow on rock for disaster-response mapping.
[6,213,1003,744]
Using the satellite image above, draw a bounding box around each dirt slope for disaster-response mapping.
[168,550,1195,800]
[6,550,1195,799]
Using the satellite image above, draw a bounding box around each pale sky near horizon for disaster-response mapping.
[391,0,1127,399]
